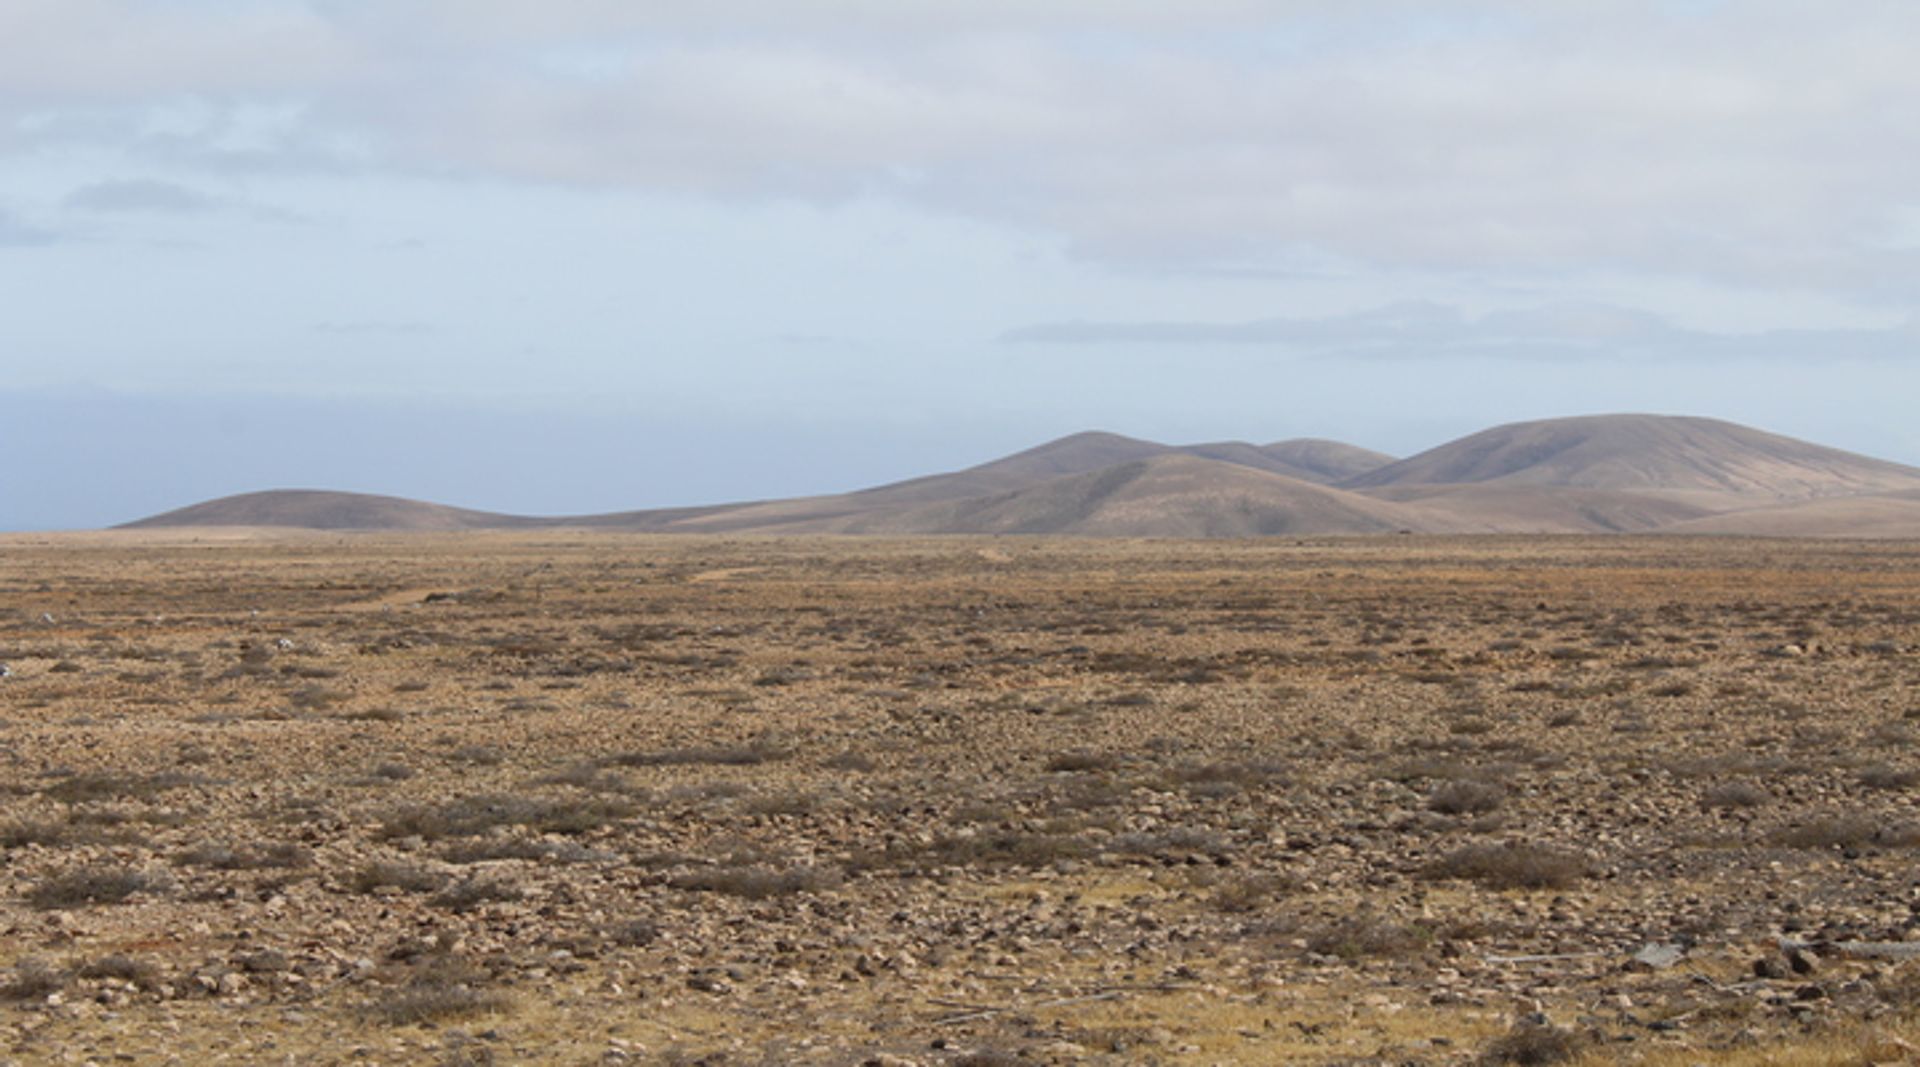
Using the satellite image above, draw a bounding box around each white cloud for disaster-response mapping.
[5,2,1920,298]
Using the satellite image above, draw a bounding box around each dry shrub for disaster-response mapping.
[820,750,876,772]
[371,957,510,1026]
[0,818,94,849]
[1208,872,1297,913]
[1303,912,1433,959]
[430,878,522,912]
[534,762,631,792]
[1857,764,1920,791]
[668,865,842,899]
[1423,843,1589,890]
[288,686,348,711]
[441,838,599,865]
[350,861,449,894]
[606,920,658,947]
[0,960,68,1001]
[1166,759,1289,795]
[76,954,161,989]
[742,791,826,817]
[609,744,787,767]
[42,771,202,803]
[1700,782,1768,809]
[1108,826,1227,858]
[175,840,312,870]
[1428,779,1506,815]
[448,745,503,766]
[378,794,635,840]
[921,831,1092,870]
[27,865,161,908]
[1480,1023,1586,1065]
[1769,816,1920,850]
[1046,751,1121,773]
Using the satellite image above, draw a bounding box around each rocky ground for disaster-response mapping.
[1,532,1918,1065]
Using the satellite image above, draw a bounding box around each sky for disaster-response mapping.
[5,1,1920,529]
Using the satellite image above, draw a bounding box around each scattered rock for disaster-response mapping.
[1629,943,1685,971]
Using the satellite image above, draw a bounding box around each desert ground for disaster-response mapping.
[2,532,1920,1065]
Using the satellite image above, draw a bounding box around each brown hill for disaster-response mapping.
[622,431,1395,532]
[1344,414,1920,504]
[1175,439,1394,484]
[839,431,1170,508]
[772,455,1457,537]
[1657,490,1920,538]
[116,490,532,532]
[117,417,1920,539]
[1259,439,1398,484]
[1361,484,1718,534]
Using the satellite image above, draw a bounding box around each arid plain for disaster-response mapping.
[3,532,1920,1066]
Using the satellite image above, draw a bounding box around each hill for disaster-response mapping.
[117,490,532,532]
[117,416,1920,538]
[792,454,1454,537]
[1260,439,1398,484]
[1343,414,1920,504]
[1657,490,1920,538]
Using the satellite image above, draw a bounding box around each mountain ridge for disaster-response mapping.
[118,415,1920,538]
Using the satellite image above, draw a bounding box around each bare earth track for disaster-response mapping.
[3,533,1920,1065]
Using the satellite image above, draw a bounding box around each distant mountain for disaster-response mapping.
[1260,439,1398,484]
[1343,414,1920,503]
[774,454,1453,537]
[845,431,1171,507]
[117,490,533,532]
[119,416,1920,538]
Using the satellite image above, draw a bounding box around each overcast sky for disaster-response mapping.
[6,1,1920,528]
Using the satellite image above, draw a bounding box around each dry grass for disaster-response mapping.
[667,864,842,899]
[26,865,162,908]
[1423,843,1590,890]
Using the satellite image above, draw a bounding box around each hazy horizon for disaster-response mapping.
[8,3,1920,529]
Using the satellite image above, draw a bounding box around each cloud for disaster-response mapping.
[65,178,215,214]
[0,207,56,246]
[1001,301,1920,362]
[5,3,1920,295]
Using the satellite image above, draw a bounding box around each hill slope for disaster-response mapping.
[789,454,1455,537]
[1260,439,1398,484]
[117,490,532,532]
[1658,490,1920,538]
[1344,415,1920,503]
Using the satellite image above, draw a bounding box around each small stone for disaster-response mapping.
[1787,948,1820,976]
[236,951,288,974]
[1753,957,1788,980]
[1629,943,1685,971]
